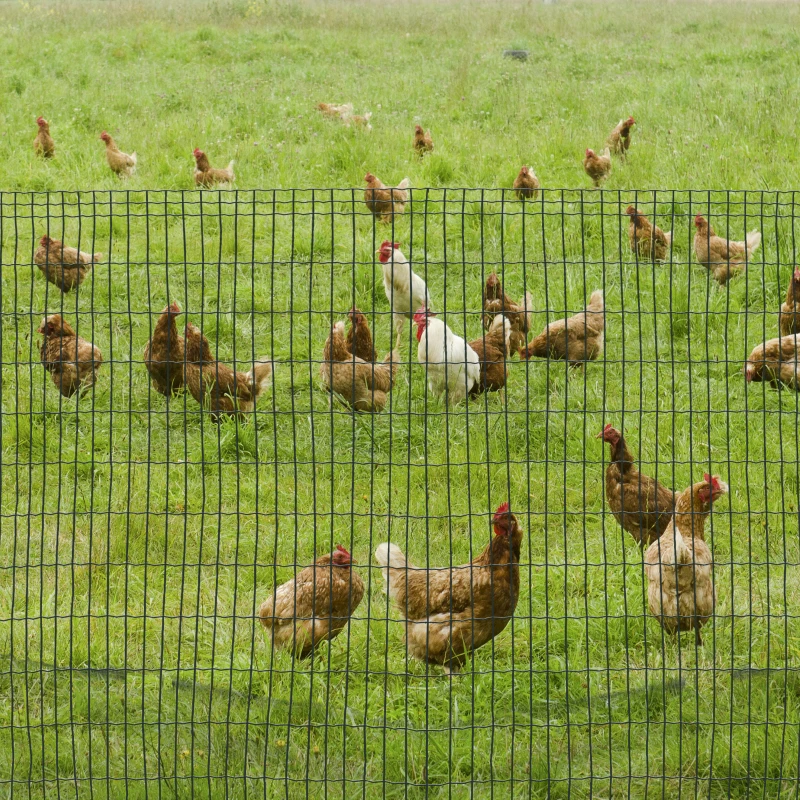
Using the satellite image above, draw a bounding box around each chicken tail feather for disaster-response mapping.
[226,160,236,180]
[396,177,411,191]
[746,231,761,257]
[663,231,672,246]
[247,360,273,399]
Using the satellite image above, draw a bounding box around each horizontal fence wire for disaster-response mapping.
[0,188,799,799]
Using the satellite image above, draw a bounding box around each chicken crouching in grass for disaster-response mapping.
[193,148,235,187]
[39,314,103,398]
[744,336,800,390]
[34,235,102,293]
[375,503,523,674]
[259,545,364,660]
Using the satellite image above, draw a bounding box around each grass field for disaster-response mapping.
[2,0,800,798]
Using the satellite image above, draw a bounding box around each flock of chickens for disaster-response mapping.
[29,109,800,673]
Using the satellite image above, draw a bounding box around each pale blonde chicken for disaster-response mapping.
[364,173,410,222]
[606,116,635,158]
[347,113,373,131]
[645,474,727,645]
[482,273,533,354]
[693,214,761,285]
[626,206,672,262]
[34,117,55,158]
[143,302,185,396]
[375,502,523,673]
[39,314,103,398]
[316,102,354,119]
[100,131,137,177]
[745,336,800,390]
[513,166,539,201]
[320,321,399,412]
[259,545,364,659]
[34,235,102,292]
[779,268,800,337]
[583,148,611,187]
[193,149,235,187]
[519,290,604,366]
[413,125,434,156]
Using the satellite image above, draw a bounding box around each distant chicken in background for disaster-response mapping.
[193,149,235,187]
[468,315,512,399]
[317,102,354,119]
[745,336,800,390]
[626,206,672,262]
[39,314,103,398]
[364,173,411,222]
[375,503,523,673]
[414,308,481,405]
[606,117,635,158]
[779,268,800,337]
[519,290,604,367]
[34,235,102,292]
[347,113,373,131]
[259,545,364,659]
[482,273,533,354]
[413,125,434,156]
[513,166,539,201]
[379,241,433,347]
[583,148,611,187]
[346,307,378,363]
[33,117,55,158]
[320,321,399,412]
[100,131,137,177]
[183,323,272,419]
[597,424,676,547]
[693,214,761,285]
[645,474,727,645]
[143,302,185,396]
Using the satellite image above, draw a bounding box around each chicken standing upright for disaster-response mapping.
[193,149,235,187]
[364,173,411,222]
[693,214,761,285]
[100,131,137,177]
[320,321,399,412]
[143,302,186,396]
[258,545,364,659]
[414,308,481,405]
[626,206,672,262]
[375,502,523,674]
[482,273,533,354]
[606,117,635,158]
[513,166,539,201]
[583,148,611,187]
[413,125,434,156]
[519,290,604,367]
[468,315,512,398]
[745,336,800,390]
[33,117,55,158]
[597,424,676,547]
[379,241,433,347]
[34,235,102,292]
[39,314,103,398]
[645,474,727,645]
[183,323,272,419]
[346,307,378,363]
[779,269,800,337]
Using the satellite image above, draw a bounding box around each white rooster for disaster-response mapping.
[413,308,480,405]
[379,241,433,348]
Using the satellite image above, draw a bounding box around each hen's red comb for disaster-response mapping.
[794,268,800,282]
[703,473,721,491]
[335,544,351,558]
[494,502,510,519]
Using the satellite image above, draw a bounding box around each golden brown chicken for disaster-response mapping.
[693,214,761,285]
[519,290,604,366]
[468,315,512,398]
[346,308,377,363]
[413,125,434,156]
[598,424,676,547]
[183,323,272,419]
[317,102,354,119]
[100,131,137,177]
[143,302,185,396]
[320,321,398,412]
[745,336,800,390]
[348,113,373,131]
[34,235,102,292]
[626,206,672,262]
[779,268,800,337]
[513,166,539,201]
[606,117,635,157]
[34,117,55,158]
[258,545,364,659]
[375,502,523,673]
[364,173,411,223]
[583,148,611,187]
[482,273,533,354]
[39,314,103,398]
[644,474,727,645]
[193,149,235,187]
